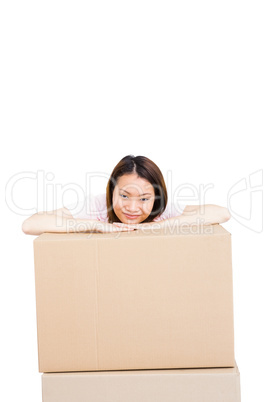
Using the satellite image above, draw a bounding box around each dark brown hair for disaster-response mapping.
[106,155,168,223]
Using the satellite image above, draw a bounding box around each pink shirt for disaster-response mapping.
[65,193,186,222]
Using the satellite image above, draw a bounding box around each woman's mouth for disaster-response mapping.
[124,213,140,219]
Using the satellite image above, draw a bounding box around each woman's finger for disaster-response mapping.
[113,225,134,231]
[113,222,140,228]
[113,222,132,227]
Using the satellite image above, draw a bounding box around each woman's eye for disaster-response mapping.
[120,194,149,201]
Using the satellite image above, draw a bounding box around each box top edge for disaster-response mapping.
[34,225,230,242]
[42,365,239,377]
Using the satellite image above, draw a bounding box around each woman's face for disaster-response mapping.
[112,173,155,223]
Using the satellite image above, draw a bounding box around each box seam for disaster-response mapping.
[94,239,100,370]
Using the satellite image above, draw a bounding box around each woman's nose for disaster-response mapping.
[126,199,140,212]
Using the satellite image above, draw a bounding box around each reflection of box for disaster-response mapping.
[34,224,235,373]
[42,363,241,402]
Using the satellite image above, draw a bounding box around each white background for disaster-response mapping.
[1,1,267,401]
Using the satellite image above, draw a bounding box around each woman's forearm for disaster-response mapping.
[164,204,231,227]
[21,213,100,236]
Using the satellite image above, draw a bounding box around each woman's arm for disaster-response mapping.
[113,204,231,231]
[21,207,100,236]
[165,204,231,226]
[21,207,135,236]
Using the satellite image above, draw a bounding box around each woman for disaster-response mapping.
[22,155,231,235]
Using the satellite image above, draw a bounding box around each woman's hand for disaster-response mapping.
[91,222,136,233]
[112,221,163,231]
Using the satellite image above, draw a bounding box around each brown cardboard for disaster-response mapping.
[42,362,241,402]
[34,224,235,373]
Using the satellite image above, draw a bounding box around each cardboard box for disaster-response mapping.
[34,224,235,373]
[42,362,241,402]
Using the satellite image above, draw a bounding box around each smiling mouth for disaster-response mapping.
[124,213,140,218]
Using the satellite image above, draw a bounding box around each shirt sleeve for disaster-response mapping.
[64,194,104,221]
[153,200,186,221]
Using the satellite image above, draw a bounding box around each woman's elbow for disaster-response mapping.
[220,207,231,223]
[21,216,40,235]
[226,207,231,221]
[22,218,32,235]
[207,205,231,224]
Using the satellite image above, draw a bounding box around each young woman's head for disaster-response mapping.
[106,155,168,224]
